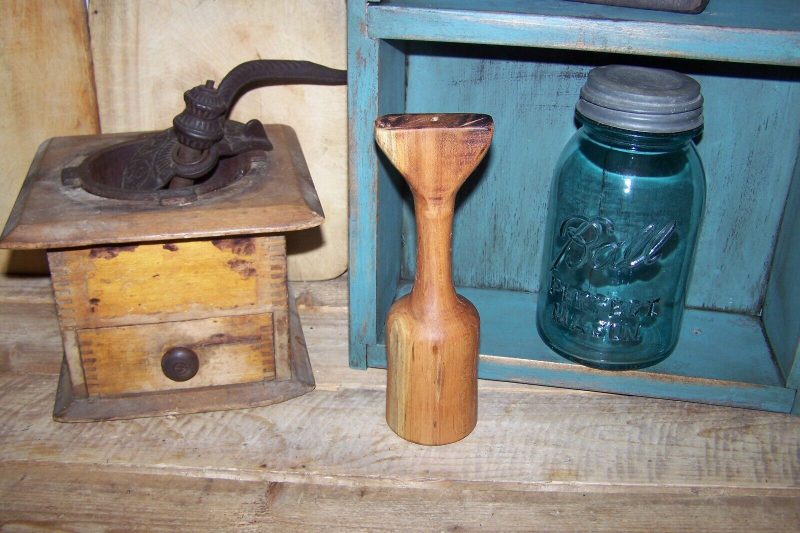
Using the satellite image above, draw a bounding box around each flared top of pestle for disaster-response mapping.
[374,113,494,198]
[375,114,492,131]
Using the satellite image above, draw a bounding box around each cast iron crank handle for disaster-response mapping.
[172,59,347,174]
[217,59,347,103]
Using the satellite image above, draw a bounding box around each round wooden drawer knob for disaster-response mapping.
[161,347,200,382]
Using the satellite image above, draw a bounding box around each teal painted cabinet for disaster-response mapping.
[347,0,800,413]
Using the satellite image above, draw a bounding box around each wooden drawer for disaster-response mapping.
[48,236,287,329]
[78,313,275,397]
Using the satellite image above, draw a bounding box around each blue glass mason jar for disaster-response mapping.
[537,65,706,370]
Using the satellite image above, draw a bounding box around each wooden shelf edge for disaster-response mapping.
[367,343,795,413]
[367,5,800,66]
[362,283,795,412]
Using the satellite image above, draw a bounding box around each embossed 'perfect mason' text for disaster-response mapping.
[548,273,659,344]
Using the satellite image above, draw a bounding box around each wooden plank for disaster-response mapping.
[267,237,292,381]
[78,313,275,397]
[0,464,270,532]
[0,274,51,302]
[217,481,800,533]
[347,0,381,368]
[369,285,794,412]
[402,45,800,314]
[693,69,800,312]
[88,0,347,281]
[763,149,800,389]
[0,0,99,273]
[0,463,798,533]
[371,0,800,32]
[292,275,349,310]
[366,0,800,66]
[0,276,60,375]
[370,346,794,413]
[375,41,408,355]
[2,276,800,532]
[2,371,800,490]
[49,238,271,329]
[61,329,85,394]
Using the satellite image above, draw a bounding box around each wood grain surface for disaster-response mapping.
[51,286,314,422]
[376,114,493,445]
[402,45,800,314]
[0,0,99,274]
[78,313,276,397]
[48,239,271,329]
[0,127,324,250]
[365,0,800,66]
[0,276,799,530]
[1,464,798,533]
[88,0,347,280]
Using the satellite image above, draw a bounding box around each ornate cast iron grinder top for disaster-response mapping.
[63,60,347,204]
[1,59,346,249]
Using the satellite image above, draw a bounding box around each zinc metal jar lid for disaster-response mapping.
[576,65,703,134]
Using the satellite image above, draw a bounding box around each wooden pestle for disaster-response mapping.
[374,113,494,445]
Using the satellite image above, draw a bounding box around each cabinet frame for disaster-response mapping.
[347,0,800,413]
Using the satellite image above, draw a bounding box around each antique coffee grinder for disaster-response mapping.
[0,60,346,421]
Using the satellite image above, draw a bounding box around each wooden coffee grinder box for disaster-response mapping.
[0,60,346,421]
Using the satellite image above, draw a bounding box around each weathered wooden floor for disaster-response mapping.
[0,276,798,532]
